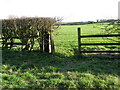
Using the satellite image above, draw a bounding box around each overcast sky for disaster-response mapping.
[0,0,119,22]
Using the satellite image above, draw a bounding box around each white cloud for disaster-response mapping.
[0,0,119,22]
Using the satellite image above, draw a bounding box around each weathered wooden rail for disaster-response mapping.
[0,35,55,53]
[0,36,38,46]
[78,27,120,54]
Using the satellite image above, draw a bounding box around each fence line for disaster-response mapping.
[0,34,55,53]
[78,27,120,54]
[0,36,39,39]
[0,36,39,46]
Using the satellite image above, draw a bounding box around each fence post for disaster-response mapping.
[40,29,44,52]
[78,27,81,54]
[44,32,49,53]
[50,31,55,54]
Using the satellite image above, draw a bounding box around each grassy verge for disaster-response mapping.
[1,48,120,89]
[1,23,120,89]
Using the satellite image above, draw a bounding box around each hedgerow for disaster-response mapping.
[1,17,61,52]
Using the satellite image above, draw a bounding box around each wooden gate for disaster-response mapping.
[78,27,120,54]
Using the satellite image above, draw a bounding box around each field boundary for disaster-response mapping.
[78,27,120,54]
[0,34,55,53]
[0,36,38,46]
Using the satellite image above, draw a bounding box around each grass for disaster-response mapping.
[53,23,119,55]
[1,23,120,89]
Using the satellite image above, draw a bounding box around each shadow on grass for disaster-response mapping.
[2,48,120,75]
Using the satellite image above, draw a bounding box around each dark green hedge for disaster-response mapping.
[1,17,60,52]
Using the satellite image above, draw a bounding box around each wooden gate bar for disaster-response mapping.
[80,43,120,45]
[80,34,120,38]
[80,51,120,53]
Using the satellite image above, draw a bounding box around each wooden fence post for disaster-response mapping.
[44,32,49,53]
[78,28,81,54]
[40,29,44,52]
[50,31,55,54]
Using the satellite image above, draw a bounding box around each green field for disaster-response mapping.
[54,23,119,55]
[1,23,120,89]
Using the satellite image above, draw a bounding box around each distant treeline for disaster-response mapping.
[62,19,118,25]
